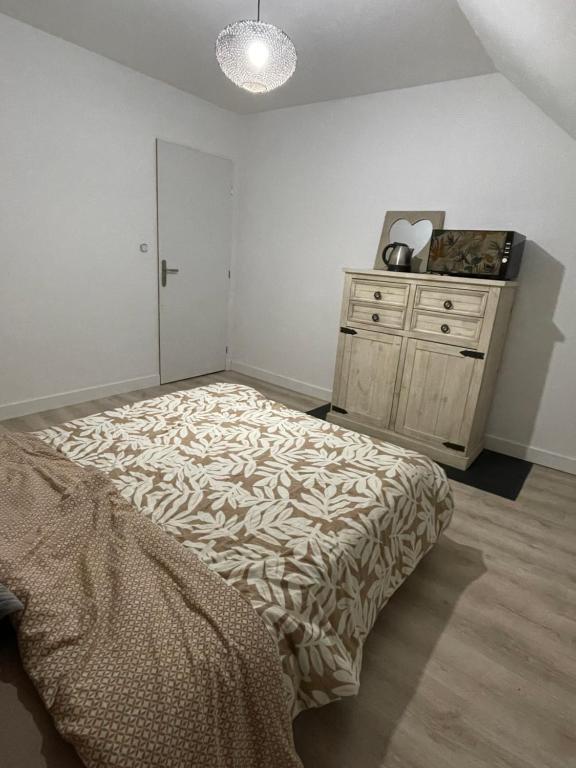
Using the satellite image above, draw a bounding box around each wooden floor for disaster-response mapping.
[1,372,575,768]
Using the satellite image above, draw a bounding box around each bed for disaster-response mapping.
[1,383,452,767]
[37,383,453,710]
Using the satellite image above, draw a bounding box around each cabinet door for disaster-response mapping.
[394,339,482,450]
[333,329,402,428]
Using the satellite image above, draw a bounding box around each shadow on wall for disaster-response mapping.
[489,240,565,449]
[293,535,486,767]
[0,622,83,768]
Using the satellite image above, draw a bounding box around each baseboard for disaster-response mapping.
[0,375,161,421]
[230,361,332,401]
[485,434,576,476]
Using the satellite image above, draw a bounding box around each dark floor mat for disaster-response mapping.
[306,405,532,501]
[440,450,532,500]
[307,403,331,420]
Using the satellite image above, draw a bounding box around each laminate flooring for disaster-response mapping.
[1,371,575,768]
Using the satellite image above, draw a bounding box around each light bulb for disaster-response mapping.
[247,39,270,70]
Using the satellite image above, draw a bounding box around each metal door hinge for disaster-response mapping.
[340,327,357,335]
[443,442,466,452]
[460,350,485,359]
[332,406,348,414]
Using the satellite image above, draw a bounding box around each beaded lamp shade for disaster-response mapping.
[215,4,297,94]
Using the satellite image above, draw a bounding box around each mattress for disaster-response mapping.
[38,383,453,716]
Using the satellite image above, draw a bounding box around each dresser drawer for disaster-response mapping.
[411,309,482,345]
[415,285,488,316]
[348,301,405,330]
[351,279,409,307]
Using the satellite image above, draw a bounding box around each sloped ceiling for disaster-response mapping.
[458,0,576,139]
[0,0,574,136]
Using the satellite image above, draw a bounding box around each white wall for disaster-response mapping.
[0,14,239,417]
[232,74,576,473]
[1,18,574,473]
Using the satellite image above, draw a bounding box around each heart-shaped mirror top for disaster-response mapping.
[389,218,433,255]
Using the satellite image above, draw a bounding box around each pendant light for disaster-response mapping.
[215,1,297,94]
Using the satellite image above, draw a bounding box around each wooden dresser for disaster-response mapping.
[327,269,517,469]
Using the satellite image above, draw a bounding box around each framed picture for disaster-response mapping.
[374,210,446,272]
[428,230,525,280]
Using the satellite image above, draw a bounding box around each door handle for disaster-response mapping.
[161,259,180,287]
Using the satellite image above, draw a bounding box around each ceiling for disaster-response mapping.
[1,0,573,136]
[0,0,495,114]
[457,0,576,140]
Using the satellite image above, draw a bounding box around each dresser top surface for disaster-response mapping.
[343,268,518,288]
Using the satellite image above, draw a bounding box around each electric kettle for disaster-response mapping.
[382,242,413,272]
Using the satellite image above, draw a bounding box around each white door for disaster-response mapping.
[157,140,233,384]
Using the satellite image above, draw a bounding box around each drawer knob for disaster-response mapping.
[444,299,453,310]
[441,324,450,334]
[372,313,380,323]
[374,291,382,300]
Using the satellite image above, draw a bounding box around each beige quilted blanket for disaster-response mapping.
[38,383,453,716]
[0,431,302,768]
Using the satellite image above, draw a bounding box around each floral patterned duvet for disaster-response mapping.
[38,383,453,716]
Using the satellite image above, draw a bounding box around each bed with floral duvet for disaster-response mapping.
[37,382,453,717]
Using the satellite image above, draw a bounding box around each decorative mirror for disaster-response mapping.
[374,210,446,272]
